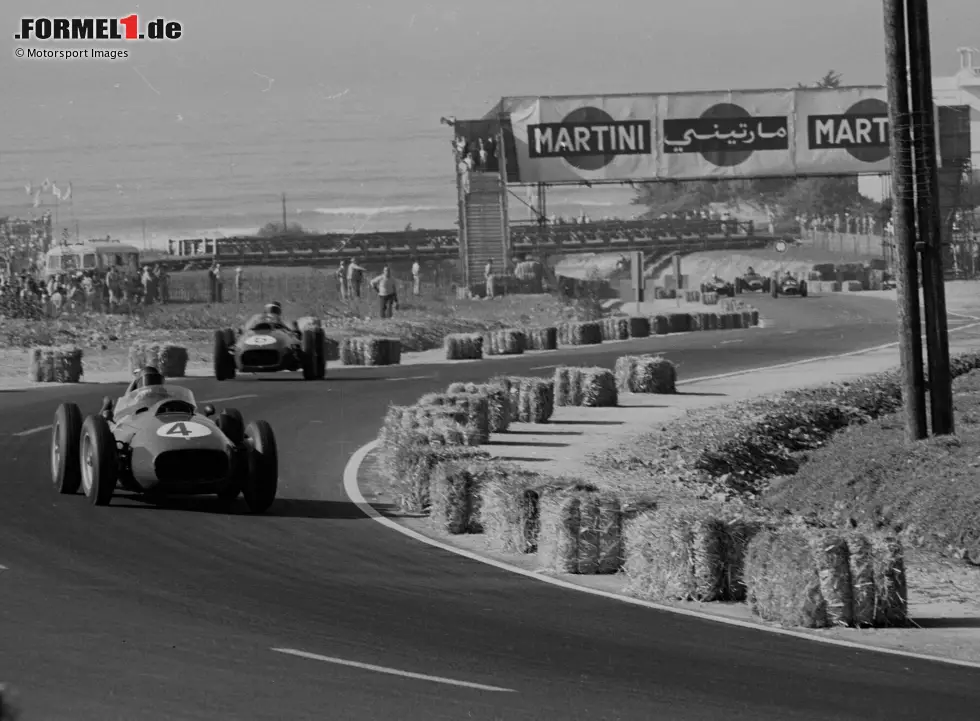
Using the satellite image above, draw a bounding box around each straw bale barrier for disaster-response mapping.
[28,345,84,383]
[523,326,558,351]
[417,392,491,444]
[623,505,763,602]
[428,459,485,534]
[557,321,602,346]
[479,467,555,554]
[483,329,526,356]
[810,280,841,293]
[627,316,650,338]
[702,292,719,305]
[614,354,677,394]
[323,336,340,361]
[490,376,554,423]
[553,366,617,407]
[684,290,701,303]
[446,381,512,433]
[444,333,484,360]
[740,310,753,328]
[649,314,670,335]
[341,336,401,366]
[668,313,691,334]
[600,316,630,341]
[537,489,624,574]
[743,526,908,628]
[688,313,704,331]
[842,280,864,292]
[718,313,733,330]
[128,342,189,378]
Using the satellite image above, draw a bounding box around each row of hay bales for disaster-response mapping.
[27,342,193,383]
[807,280,865,293]
[372,349,908,629]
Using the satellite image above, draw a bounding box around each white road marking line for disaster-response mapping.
[386,375,435,381]
[201,394,258,404]
[271,648,516,692]
[720,339,744,345]
[13,425,51,437]
[529,364,557,371]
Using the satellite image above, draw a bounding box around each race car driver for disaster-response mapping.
[102,366,166,420]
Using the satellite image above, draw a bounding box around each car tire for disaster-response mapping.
[216,409,246,503]
[51,402,83,494]
[763,278,771,293]
[800,280,808,298]
[214,329,236,381]
[79,415,118,507]
[734,278,742,294]
[243,420,278,514]
[301,330,318,381]
[315,328,327,379]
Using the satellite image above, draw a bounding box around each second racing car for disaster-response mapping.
[50,366,279,512]
[699,274,736,297]
[734,266,771,294]
[771,271,808,298]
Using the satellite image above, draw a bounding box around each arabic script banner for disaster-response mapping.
[793,86,892,175]
[659,91,795,179]
[507,95,658,183]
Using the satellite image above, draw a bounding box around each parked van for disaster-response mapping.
[44,241,140,278]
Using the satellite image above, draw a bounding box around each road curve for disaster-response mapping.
[2,295,979,721]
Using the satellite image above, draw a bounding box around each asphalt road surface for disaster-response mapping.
[3,295,980,720]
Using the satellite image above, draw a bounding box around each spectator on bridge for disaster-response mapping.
[478,139,488,170]
[371,265,398,319]
[347,258,366,299]
[411,258,421,296]
[337,260,349,300]
[235,266,245,303]
[484,259,496,300]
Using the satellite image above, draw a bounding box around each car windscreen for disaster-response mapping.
[119,385,196,410]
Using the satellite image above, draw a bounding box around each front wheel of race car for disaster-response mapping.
[301,329,319,381]
[51,402,83,494]
[216,408,245,503]
[213,329,237,381]
[79,415,118,507]
[315,327,327,379]
[800,280,808,298]
[242,420,278,514]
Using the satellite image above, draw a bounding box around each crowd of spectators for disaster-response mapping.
[796,212,891,236]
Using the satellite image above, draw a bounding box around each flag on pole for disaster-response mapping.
[51,183,62,200]
[41,178,51,193]
[32,190,41,208]
[24,181,33,196]
[63,182,72,202]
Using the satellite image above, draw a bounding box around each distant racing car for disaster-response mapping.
[734,268,771,294]
[771,273,808,298]
[213,302,326,381]
[699,276,735,297]
[50,367,278,512]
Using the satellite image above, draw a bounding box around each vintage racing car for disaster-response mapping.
[699,275,736,297]
[50,367,279,512]
[734,268,771,294]
[771,273,808,298]
[213,305,326,381]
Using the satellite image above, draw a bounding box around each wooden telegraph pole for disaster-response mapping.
[883,0,928,440]
[905,0,954,435]
[282,193,288,234]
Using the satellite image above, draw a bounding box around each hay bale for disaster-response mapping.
[623,506,744,602]
[744,527,829,628]
[558,321,602,346]
[749,310,760,326]
[668,313,692,334]
[478,464,547,553]
[524,326,557,351]
[627,316,650,338]
[539,493,581,573]
[688,313,703,331]
[809,532,854,627]
[702,292,719,306]
[28,345,84,383]
[705,313,720,330]
[871,534,909,627]
[537,488,621,574]
[429,460,482,534]
[842,280,864,292]
[632,355,677,394]
[483,329,525,356]
[445,382,511,433]
[323,336,340,361]
[578,367,617,407]
[684,290,701,303]
[650,315,670,335]
[847,533,876,627]
[600,317,629,341]
[444,333,484,360]
[128,342,188,378]
[718,313,732,330]
[553,366,583,407]
[417,392,490,444]
[341,336,402,366]
[516,377,554,423]
[740,310,753,328]
[613,356,637,393]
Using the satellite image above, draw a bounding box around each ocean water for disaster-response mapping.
[0,84,636,249]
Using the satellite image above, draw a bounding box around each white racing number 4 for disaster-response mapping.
[156,421,211,439]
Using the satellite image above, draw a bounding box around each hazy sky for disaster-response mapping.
[2,0,978,119]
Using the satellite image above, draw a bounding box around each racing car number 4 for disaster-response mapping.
[156,421,212,438]
[244,335,275,346]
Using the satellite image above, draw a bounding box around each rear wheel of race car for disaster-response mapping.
[51,402,83,494]
[763,278,772,293]
[301,329,318,381]
[243,420,278,514]
[79,415,118,507]
[216,408,245,503]
[214,328,236,381]
[800,280,808,298]
[314,327,327,379]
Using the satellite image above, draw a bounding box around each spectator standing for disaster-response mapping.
[141,265,156,305]
[370,265,398,319]
[105,266,122,309]
[347,258,366,298]
[484,258,495,299]
[208,262,219,303]
[337,259,349,300]
[235,266,245,303]
[157,265,170,303]
[411,258,421,296]
[478,139,488,170]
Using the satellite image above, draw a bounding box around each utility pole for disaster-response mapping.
[282,193,288,234]
[883,0,928,440]
[905,0,954,435]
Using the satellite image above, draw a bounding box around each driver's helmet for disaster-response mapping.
[264,301,283,317]
[135,366,165,389]
[746,266,755,275]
